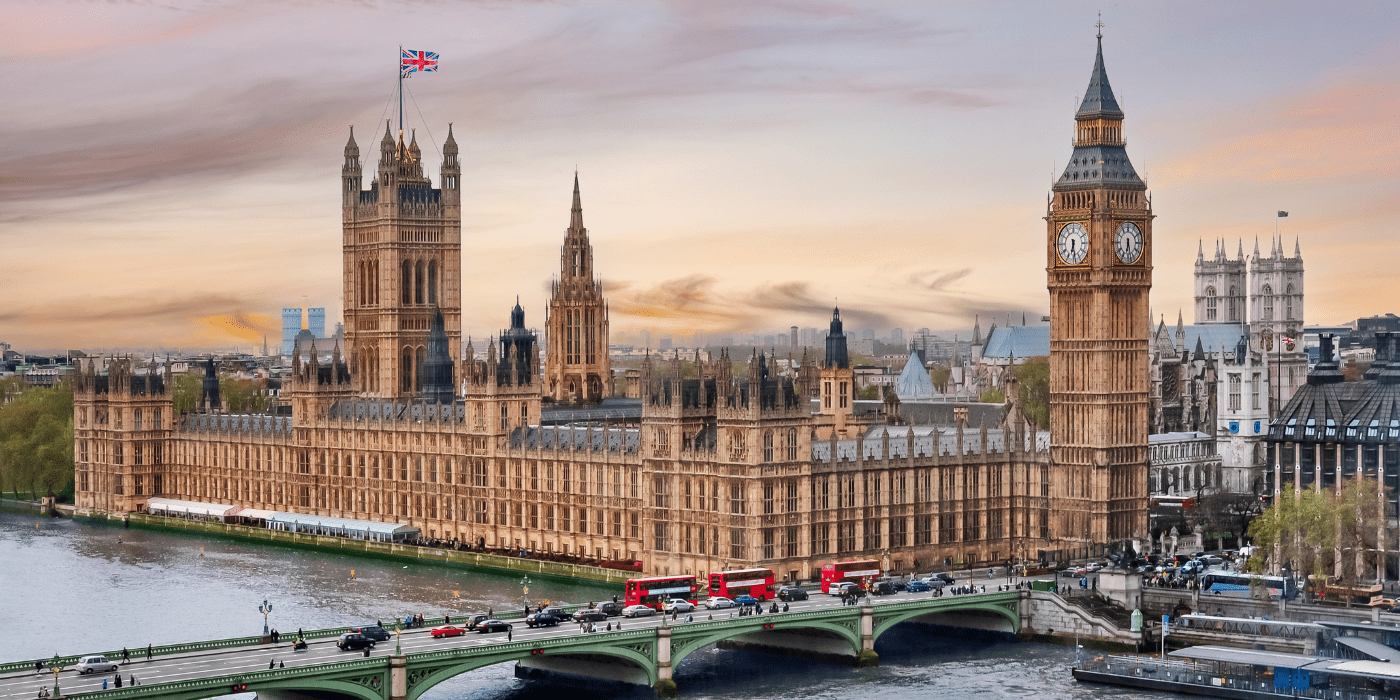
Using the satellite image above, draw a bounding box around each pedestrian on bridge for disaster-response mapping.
[146,644,152,660]
[279,661,284,669]
[122,648,130,664]
[35,661,42,674]
[114,673,122,689]
[270,660,276,669]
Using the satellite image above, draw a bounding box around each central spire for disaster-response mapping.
[569,171,584,232]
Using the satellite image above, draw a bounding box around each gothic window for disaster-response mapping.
[415,346,425,391]
[839,381,849,408]
[762,430,774,463]
[1251,372,1261,410]
[786,481,798,511]
[763,482,774,514]
[414,261,425,304]
[1261,284,1274,321]
[1228,285,1238,321]
[823,381,832,408]
[1285,283,1294,320]
[401,260,412,304]
[401,348,413,393]
[653,428,669,458]
[785,428,798,460]
[729,431,744,460]
[730,482,745,514]
[585,309,597,364]
[427,260,438,305]
[1205,286,1217,321]
[1228,373,1241,411]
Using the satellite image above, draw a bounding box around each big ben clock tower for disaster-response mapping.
[1046,28,1151,553]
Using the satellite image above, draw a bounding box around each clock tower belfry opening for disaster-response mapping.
[1045,30,1152,553]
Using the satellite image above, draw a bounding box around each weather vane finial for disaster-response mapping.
[1095,12,1104,39]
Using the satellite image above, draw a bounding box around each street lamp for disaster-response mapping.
[260,599,273,636]
[519,575,532,610]
[51,655,61,698]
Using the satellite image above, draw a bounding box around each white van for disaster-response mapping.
[75,656,118,674]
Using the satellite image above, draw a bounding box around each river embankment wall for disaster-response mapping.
[73,509,631,586]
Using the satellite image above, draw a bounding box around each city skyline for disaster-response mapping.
[3,1,1397,352]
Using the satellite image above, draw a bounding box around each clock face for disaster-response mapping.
[1115,221,1144,264]
[1057,223,1088,265]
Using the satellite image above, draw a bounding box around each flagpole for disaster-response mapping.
[398,45,404,135]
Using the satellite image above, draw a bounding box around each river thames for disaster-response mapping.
[1,512,1172,699]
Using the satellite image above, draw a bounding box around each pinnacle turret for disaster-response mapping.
[1075,34,1124,119]
[569,172,584,232]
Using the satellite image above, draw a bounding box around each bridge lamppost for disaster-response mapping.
[260,599,273,636]
[51,655,61,698]
[519,575,531,610]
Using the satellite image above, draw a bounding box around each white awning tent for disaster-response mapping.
[264,511,419,543]
[232,508,278,521]
[146,497,238,521]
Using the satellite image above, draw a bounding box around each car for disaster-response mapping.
[733,595,760,606]
[429,625,467,638]
[906,580,932,593]
[1086,563,1104,572]
[623,604,656,618]
[525,611,564,628]
[831,582,864,597]
[932,573,956,584]
[462,613,492,629]
[777,585,809,601]
[75,656,118,675]
[475,620,513,634]
[573,609,609,623]
[337,633,375,651]
[597,601,624,616]
[664,599,696,613]
[870,581,896,596]
[704,596,737,609]
[353,625,392,642]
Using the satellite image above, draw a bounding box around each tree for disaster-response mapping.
[979,389,1005,403]
[928,365,951,393]
[1014,357,1050,428]
[0,380,75,500]
[172,372,202,414]
[1248,478,1389,603]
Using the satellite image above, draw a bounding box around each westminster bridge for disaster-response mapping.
[0,589,1116,699]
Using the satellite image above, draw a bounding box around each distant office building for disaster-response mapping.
[790,326,798,349]
[889,328,904,345]
[308,308,326,339]
[281,308,301,355]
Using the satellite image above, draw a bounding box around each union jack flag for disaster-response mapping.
[401,49,439,76]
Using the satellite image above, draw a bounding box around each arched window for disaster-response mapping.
[763,430,774,463]
[1261,284,1274,321]
[1227,284,1238,321]
[401,261,412,304]
[786,429,798,460]
[414,261,425,304]
[415,346,426,391]
[1205,286,1217,321]
[1285,283,1294,320]
[401,347,414,392]
[427,260,438,305]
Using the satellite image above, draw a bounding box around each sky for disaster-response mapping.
[2,0,1398,353]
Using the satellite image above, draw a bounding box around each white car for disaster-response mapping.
[664,599,696,613]
[622,604,656,618]
[75,656,118,675]
[704,596,737,609]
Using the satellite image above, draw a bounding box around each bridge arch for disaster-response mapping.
[256,679,387,700]
[872,600,1020,640]
[404,644,658,699]
[669,618,862,667]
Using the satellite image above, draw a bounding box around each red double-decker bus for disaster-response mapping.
[820,559,882,594]
[708,568,775,601]
[624,575,699,609]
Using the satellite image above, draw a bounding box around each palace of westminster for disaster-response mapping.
[72,36,1165,579]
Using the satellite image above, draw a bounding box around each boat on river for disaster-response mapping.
[1074,645,1400,699]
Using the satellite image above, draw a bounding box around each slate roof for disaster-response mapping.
[510,424,640,454]
[982,326,1049,359]
[539,397,642,425]
[852,400,1008,428]
[1077,36,1123,118]
[810,424,1049,464]
[1056,144,1143,190]
[895,350,936,399]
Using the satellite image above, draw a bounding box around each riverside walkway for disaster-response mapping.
[0,589,1023,699]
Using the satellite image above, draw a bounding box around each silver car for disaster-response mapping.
[75,656,118,675]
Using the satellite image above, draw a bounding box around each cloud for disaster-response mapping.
[608,275,900,331]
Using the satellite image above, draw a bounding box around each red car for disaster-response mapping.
[430,625,467,638]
